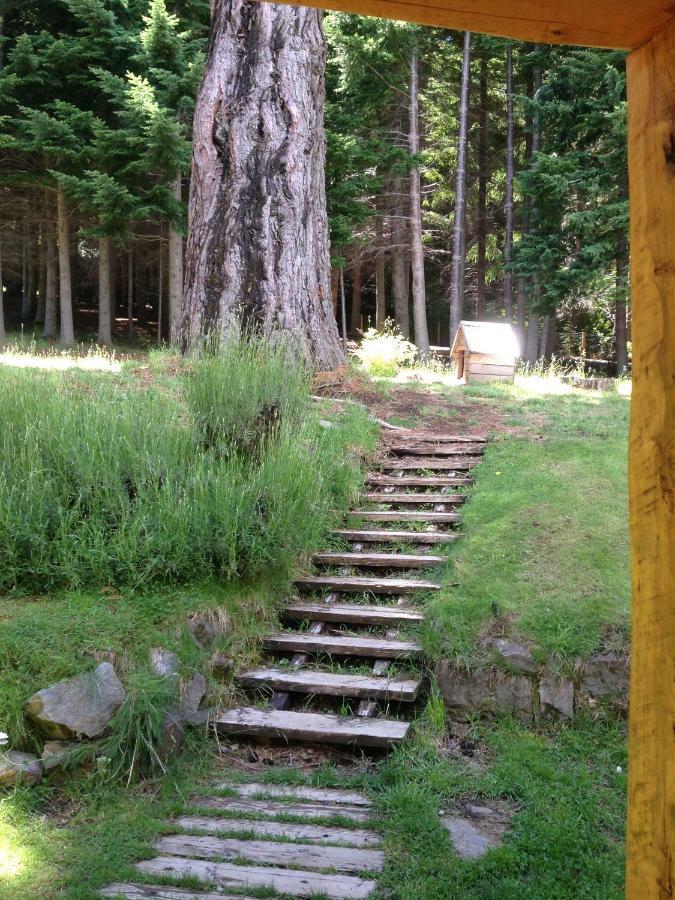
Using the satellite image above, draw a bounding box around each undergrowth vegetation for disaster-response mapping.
[0,337,376,592]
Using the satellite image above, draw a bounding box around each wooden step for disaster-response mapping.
[237,667,421,700]
[192,795,372,822]
[284,600,424,624]
[312,551,446,568]
[381,457,477,470]
[153,834,385,874]
[214,707,411,747]
[101,886,255,900]
[295,573,440,592]
[136,857,376,900]
[393,432,487,443]
[172,815,382,846]
[216,782,372,805]
[366,474,473,486]
[389,443,484,456]
[264,633,423,659]
[349,510,460,523]
[333,528,458,544]
[362,492,466,505]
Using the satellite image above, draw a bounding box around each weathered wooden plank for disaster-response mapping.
[366,474,473,486]
[153,835,385,874]
[388,443,484,457]
[171,816,382,846]
[264,633,423,658]
[361,492,466,505]
[135,857,376,900]
[216,782,372,806]
[295,573,440,592]
[389,433,487,443]
[312,550,446,568]
[348,510,459,523]
[284,600,425,624]
[333,528,458,544]
[468,363,514,376]
[272,0,669,50]
[191,796,372,822]
[381,457,476,470]
[100,885,254,900]
[237,667,421,700]
[625,25,675,899]
[214,707,410,747]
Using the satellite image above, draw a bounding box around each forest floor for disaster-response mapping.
[0,347,629,899]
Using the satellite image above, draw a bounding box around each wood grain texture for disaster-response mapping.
[365,474,473,486]
[214,707,410,747]
[380,457,476,470]
[237,667,421,699]
[388,444,484,456]
[361,492,466,505]
[625,27,675,899]
[348,510,459,523]
[264,633,423,658]
[332,528,458,544]
[284,600,425,623]
[171,816,383,846]
[136,856,376,899]
[269,0,674,49]
[216,782,372,805]
[101,886,253,900]
[152,834,385,873]
[192,795,373,821]
[312,550,446,567]
[295,573,441,591]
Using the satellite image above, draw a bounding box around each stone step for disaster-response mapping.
[237,667,421,701]
[214,707,410,748]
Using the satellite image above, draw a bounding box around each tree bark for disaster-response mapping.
[615,233,629,373]
[504,43,515,321]
[476,49,488,320]
[375,212,386,329]
[450,31,472,343]
[391,178,410,339]
[157,218,164,345]
[516,276,527,352]
[0,231,5,345]
[43,229,58,339]
[35,241,46,325]
[350,252,362,335]
[98,236,112,345]
[331,266,339,314]
[525,314,540,363]
[57,186,75,345]
[168,172,183,344]
[409,44,430,358]
[127,248,134,342]
[180,0,343,368]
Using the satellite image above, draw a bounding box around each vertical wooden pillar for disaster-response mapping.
[625,23,675,899]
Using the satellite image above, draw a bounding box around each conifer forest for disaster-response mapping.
[0,2,629,370]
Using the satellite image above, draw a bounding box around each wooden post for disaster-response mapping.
[625,23,675,899]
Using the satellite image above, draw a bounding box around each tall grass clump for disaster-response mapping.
[0,336,376,593]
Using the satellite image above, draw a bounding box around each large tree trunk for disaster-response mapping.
[375,212,386,329]
[409,45,430,358]
[168,172,183,344]
[35,241,46,325]
[449,31,472,343]
[127,249,134,342]
[57,186,75,345]
[43,230,58,339]
[476,50,488,320]
[98,236,112,345]
[0,232,5,345]
[180,0,343,368]
[503,42,515,322]
[391,176,410,339]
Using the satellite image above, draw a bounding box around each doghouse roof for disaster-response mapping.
[450,321,520,362]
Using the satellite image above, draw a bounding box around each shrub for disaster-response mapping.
[353,321,418,376]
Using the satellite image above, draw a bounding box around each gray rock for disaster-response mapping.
[539,674,574,718]
[187,609,231,649]
[435,662,533,721]
[41,740,76,771]
[211,652,234,678]
[149,648,180,680]
[0,751,42,786]
[491,639,537,674]
[580,654,629,699]
[441,816,494,859]
[465,803,496,819]
[157,709,184,763]
[26,662,125,739]
[181,673,206,713]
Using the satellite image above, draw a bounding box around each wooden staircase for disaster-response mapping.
[100,431,486,900]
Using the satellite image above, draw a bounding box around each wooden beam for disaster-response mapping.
[625,24,675,899]
[269,0,675,50]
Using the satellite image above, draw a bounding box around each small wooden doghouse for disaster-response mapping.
[450,321,520,383]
